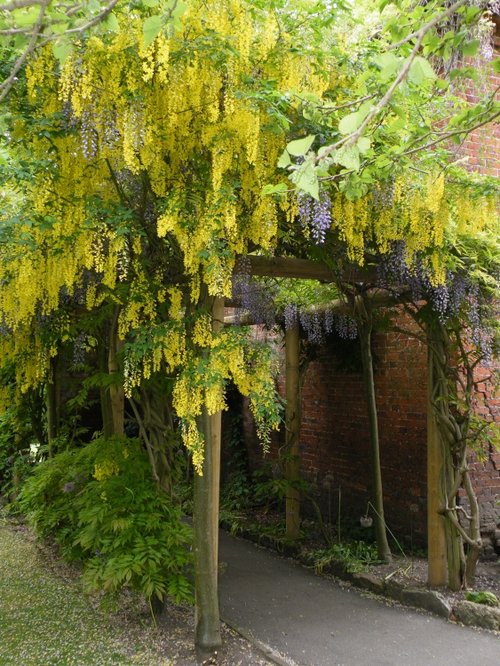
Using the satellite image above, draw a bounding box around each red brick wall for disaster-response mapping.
[456,48,500,177]
[283,325,429,545]
[241,323,499,551]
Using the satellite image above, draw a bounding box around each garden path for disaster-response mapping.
[219,531,499,666]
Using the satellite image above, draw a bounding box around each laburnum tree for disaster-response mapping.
[0,0,499,653]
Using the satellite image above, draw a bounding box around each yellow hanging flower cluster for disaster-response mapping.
[93,459,120,481]
[328,171,497,282]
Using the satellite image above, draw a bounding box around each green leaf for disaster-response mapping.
[50,22,69,35]
[408,56,436,85]
[262,183,288,196]
[357,137,371,154]
[286,134,315,157]
[105,12,120,33]
[332,145,360,171]
[338,112,363,136]
[463,6,482,23]
[462,39,480,58]
[373,53,401,82]
[52,39,73,64]
[492,58,500,74]
[143,15,163,47]
[12,7,40,27]
[277,150,291,168]
[289,158,319,199]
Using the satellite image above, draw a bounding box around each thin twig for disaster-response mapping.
[389,0,469,50]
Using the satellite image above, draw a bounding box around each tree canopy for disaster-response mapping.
[0,0,498,461]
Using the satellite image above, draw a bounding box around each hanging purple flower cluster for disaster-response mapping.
[0,314,11,338]
[283,303,298,330]
[284,308,357,344]
[372,179,395,210]
[232,258,276,328]
[298,193,332,244]
[376,241,495,362]
[72,331,87,366]
[81,107,98,160]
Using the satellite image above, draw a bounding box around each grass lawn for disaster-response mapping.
[0,518,175,666]
[0,515,273,666]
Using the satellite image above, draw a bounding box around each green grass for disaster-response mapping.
[0,519,174,666]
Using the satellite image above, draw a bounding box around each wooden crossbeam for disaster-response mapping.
[224,289,403,325]
[243,255,377,283]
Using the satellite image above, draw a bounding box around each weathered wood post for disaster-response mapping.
[194,296,224,652]
[285,321,301,539]
[426,334,447,587]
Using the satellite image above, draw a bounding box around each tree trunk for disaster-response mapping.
[108,307,124,437]
[285,322,301,540]
[193,296,224,653]
[463,467,482,588]
[98,331,114,438]
[46,354,60,457]
[426,335,448,587]
[358,314,392,563]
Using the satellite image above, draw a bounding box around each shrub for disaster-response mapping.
[19,436,192,605]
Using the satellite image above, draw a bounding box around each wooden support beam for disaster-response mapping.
[285,322,301,539]
[224,288,402,325]
[244,255,377,283]
[193,296,224,653]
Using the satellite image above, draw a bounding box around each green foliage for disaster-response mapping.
[464,590,499,607]
[19,436,192,605]
[313,541,380,574]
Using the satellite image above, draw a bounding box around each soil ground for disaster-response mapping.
[362,553,500,607]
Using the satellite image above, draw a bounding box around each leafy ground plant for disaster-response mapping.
[313,541,380,575]
[17,436,192,609]
[464,591,499,607]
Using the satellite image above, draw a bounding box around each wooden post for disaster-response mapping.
[194,296,224,653]
[285,322,301,539]
[426,338,447,587]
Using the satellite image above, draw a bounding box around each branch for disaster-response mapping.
[61,0,118,36]
[318,32,427,161]
[0,0,47,102]
[314,93,376,113]
[317,0,475,164]
[389,0,469,50]
[0,0,40,10]
[129,397,160,485]
[443,504,477,548]
[403,108,500,158]
[0,27,32,35]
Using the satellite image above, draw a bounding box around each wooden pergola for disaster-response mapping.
[194,253,447,645]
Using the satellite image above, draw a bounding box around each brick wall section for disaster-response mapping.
[241,321,499,551]
[292,325,429,545]
[456,53,500,177]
